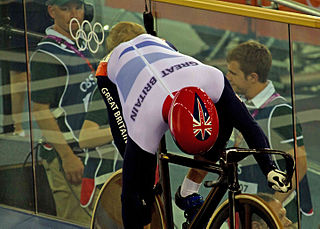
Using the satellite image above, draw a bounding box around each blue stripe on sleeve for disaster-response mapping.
[119,40,175,59]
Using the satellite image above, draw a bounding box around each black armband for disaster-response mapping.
[96,75,127,157]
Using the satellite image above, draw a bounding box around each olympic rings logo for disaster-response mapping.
[69,18,104,54]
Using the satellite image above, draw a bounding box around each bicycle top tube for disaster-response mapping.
[159,152,223,175]
[159,147,295,183]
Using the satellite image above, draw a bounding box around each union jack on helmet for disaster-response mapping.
[166,87,219,155]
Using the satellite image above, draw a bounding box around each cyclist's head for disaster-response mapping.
[163,87,219,155]
[107,21,146,52]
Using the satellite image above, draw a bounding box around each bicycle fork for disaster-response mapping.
[190,161,240,229]
[189,180,228,228]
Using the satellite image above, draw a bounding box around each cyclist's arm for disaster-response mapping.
[96,61,127,157]
[217,77,276,175]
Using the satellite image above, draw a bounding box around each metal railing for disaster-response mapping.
[266,0,320,17]
[153,0,320,28]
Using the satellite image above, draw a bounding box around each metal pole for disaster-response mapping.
[269,0,320,16]
[288,23,301,229]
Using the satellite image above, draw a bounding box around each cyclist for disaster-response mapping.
[95,21,291,228]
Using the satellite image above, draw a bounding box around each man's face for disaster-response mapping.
[226,60,249,96]
[48,1,84,39]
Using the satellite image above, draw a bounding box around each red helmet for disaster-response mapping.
[167,87,219,155]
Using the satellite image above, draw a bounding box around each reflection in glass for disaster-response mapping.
[291,24,320,227]
[91,169,165,229]
[0,0,49,214]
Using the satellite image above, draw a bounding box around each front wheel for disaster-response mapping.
[206,194,283,229]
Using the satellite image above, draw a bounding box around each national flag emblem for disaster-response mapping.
[192,93,213,141]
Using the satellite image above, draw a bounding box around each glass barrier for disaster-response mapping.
[0,0,44,216]
[153,1,318,228]
[290,24,320,227]
[26,0,124,226]
[0,0,319,228]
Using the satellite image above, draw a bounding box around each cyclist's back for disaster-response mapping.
[107,33,224,154]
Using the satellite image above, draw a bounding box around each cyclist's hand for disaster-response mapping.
[267,169,292,193]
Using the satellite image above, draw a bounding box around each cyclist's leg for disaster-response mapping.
[121,137,157,228]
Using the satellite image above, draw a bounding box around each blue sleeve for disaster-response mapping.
[216,77,276,175]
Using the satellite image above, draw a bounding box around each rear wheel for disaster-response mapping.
[90,169,166,229]
[206,194,283,229]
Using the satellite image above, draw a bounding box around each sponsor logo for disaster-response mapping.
[80,73,95,92]
[69,18,104,54]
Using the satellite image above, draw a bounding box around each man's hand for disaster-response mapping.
[62,154,84,185]
[267,169,292,193]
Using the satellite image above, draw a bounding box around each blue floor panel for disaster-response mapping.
[0,206,88,229]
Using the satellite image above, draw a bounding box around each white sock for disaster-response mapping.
[180,176,201,197]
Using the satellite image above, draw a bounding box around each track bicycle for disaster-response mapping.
[158,139,295,229]
[91,137,295,229]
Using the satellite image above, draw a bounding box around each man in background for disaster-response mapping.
[226,40,313,223]
[3,0,50,136]
[79,86,122,208]
[30,0,97,225]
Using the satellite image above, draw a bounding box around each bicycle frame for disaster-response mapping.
[158,150,234,229]
[158,137,295,229]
